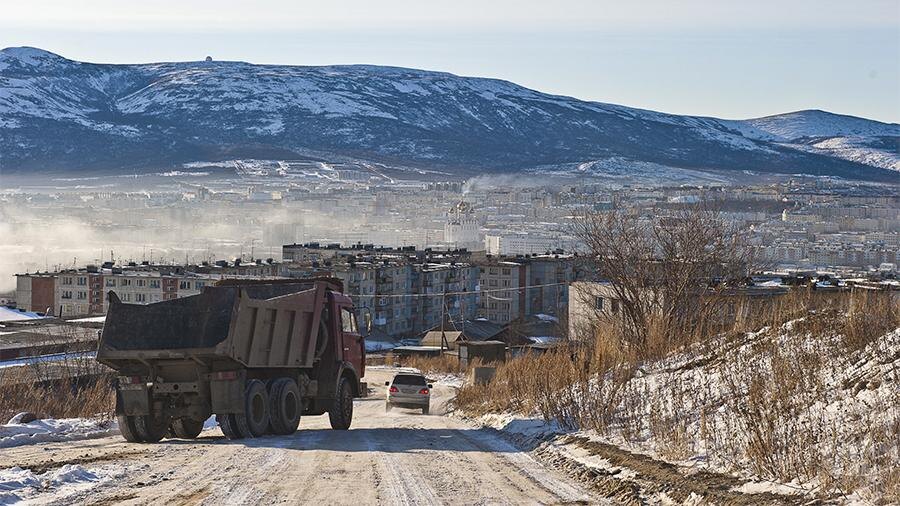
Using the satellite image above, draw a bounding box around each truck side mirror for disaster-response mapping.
[427,384,433,389]
[384,381,390,386]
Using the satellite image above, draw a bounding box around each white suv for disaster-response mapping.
[385,372,432,414]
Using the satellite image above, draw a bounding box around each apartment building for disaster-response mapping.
[483,234,562,256]
[16,260,280,318]
[477,255,578,323]
[14,274,56,314]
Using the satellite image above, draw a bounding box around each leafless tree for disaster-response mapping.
[574,202,754,356]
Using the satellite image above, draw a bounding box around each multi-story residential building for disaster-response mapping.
[476,255,578,323]
[483,233,563,256]
[14,273,56,314]
[15,260,281,318]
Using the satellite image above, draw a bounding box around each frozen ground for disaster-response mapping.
[0,369,598,505]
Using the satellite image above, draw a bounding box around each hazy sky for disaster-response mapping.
[2,0,898,122]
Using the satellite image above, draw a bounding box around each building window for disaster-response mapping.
[195,281,206,289]
[121,279,132,287]
[77,291,87,300]
[135,293,146,302]
[149,280,160,289]
[502,268,511,275]
[180,281,191,290]
[136,279,146,287]
[77,277,87,286]
[62,290,72,299]
[106,279,116,287]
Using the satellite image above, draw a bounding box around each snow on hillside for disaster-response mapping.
[720,110,900,172]
[741,110,900,141]
[0,47,896,180]
[467,323,900,502]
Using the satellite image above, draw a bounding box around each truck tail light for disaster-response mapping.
[419,388,429,395]
[212,371,238,381]
[389,386,398,393]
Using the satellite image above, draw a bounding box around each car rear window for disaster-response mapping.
[392,374,426,386]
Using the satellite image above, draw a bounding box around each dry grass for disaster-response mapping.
[0,366,114,422]
[455,289,900,500]
[396,354,463,374]
[0,326,114,423]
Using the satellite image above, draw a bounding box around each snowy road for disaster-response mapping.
[1,369,597,505]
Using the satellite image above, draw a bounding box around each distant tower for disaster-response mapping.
[444,201,480,248]
[205,56,213,62]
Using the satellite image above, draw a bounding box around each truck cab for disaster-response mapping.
[333,293,365,382]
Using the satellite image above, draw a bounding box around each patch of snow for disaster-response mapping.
[67,316,106,323]
[0,418,118,449]
[733,480,805,496]
[366,341,398,353]
[0,307,49,322]
[0,464,124,504]
[0,351,96,370]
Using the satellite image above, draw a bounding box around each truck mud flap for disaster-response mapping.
[210,378,244,414]
[118,386,151,416]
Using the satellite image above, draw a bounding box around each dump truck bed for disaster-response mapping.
[97,278,343,369]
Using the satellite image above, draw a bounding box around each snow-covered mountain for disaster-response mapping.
[1,47,897,181]
[724,110,899,172]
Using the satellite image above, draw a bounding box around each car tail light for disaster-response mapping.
[419,388,429,395]
[212,371,238,381]
[389,386,398,393]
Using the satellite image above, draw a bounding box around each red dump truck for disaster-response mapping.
[96,278,366,443]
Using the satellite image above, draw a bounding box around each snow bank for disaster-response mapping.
[0,464,124,504]
[0,418,118,449]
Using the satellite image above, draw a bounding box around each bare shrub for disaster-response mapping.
[400,354,463,374]
[573,203,754,360]
[0,366,114,422]
[843,290,899,352]
[0,324,113,422]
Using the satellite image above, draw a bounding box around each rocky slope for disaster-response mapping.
[1,47,897,181]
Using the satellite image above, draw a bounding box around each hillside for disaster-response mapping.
[1,47,897,181]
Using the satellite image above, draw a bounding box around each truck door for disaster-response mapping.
[339,306,364,375]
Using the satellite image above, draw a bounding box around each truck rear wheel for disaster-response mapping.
[171,418,205,439]
[117,414,142,443]
[235,379,270,438]
[268,378,301,435]
[134,414,168,443]
[217,413,242,440]
[328,377,353,430]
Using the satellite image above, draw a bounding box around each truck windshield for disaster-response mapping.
[392,374,426,386]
